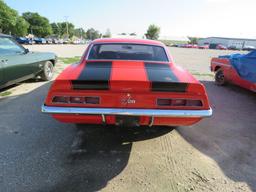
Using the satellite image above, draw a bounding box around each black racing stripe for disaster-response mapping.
[151,82,188,92]
[145,63,179,82]
[72,80,109,90]
[72,61,112,90]
[145,63,188,92]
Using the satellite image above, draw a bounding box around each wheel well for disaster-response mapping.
[50,59,56,66]
[214,66,221,72]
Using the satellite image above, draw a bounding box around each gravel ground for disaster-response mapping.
[0,45,255,192]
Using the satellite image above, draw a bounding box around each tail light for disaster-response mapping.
[157,99,172,106]
[70,96,84,104]
[52,96,69,103]
[85,97,100,104]
[157,98,202,107]
[52,96,99,104]
[172,99,186,106]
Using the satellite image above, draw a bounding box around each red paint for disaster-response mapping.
[44,39,212,126]
[211,58,256,92]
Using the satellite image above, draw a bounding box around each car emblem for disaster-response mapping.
[121,94,136,104]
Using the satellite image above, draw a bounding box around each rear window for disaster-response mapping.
[88,43,169,62]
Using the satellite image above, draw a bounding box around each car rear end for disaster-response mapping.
[42,39,212,126]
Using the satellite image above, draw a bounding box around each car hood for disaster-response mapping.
[29,51,57,61]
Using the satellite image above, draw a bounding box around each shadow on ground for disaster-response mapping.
[0,82,173,192]
[178,81,256,191]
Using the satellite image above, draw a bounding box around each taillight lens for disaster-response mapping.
[85,97,99,104]
[172,99,186,106]
[52,96,69,103]
[157,99,172,106]
[157,99,202,107]
[70,96,84,104]
[52,96,99,104]
[186,100,202,106]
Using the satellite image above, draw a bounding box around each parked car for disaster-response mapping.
[198,45,209,49]
[228,45,240,50]
[211,53,256,92]
[58,39,64,44]
[216,44,227,50]
[242,46,255,51]
[181,44,198,48]
[0,34,56,89]
[46,38,53,44]
[34,37,47,44]
[15,37,32,45]
[42,38,212,127]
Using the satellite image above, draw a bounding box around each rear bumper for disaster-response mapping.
[41,105,212,118]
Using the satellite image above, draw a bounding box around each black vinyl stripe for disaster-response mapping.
[72,62,112,90]
[145,63,188,92]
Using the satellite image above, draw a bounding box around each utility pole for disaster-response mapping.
[64,16,69,38]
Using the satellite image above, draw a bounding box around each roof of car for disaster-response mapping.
[92,38,165,46]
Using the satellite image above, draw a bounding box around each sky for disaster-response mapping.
[4,0,256,39]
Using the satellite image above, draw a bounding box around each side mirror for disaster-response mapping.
[24,48,29,54]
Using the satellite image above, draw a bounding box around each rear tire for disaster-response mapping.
[41,61,54,81]
[215,69,226,86]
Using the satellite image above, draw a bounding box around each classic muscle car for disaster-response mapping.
[0,34,56,89]
[42,38,212,127]
[211,53,256,92]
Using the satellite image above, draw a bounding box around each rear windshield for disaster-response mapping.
[87,43,169,62]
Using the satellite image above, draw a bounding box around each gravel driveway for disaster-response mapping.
[0,45,255,192]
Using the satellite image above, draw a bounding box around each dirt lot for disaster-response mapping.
[0,45,255,192]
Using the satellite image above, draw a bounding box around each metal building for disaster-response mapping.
[198,37,256,49]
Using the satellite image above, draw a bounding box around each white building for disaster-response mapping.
[198,37,256,49]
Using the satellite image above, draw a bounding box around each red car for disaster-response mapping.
[42,38,212,127]
[198,45,209,49]
[216,44,227,50]
[211,57,256,92]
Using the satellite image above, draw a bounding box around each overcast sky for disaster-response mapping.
[4,0,256,38]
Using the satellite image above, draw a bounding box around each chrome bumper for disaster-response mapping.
[41,105,212,118]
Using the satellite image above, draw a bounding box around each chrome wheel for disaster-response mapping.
[41,61,54,81]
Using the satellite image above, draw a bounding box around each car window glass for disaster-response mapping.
[0,37,25,56]
[88,43,169,62]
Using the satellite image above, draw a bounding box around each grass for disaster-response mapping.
[59,56,81,64]
[0,91,12,97]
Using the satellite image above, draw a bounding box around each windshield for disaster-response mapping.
[88,43,169,62]
[0,37,25,55]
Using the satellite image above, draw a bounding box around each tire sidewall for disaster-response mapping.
[215,69,226,86]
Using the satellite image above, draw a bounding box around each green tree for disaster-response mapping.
[145,24,160,40]
[0,0,29,36]
[51,22,75,38]
[74,28,86,39]
[22,12,52,37]
[86,28,100,40]
[51,22,61,37]
[188,37,200,44]
[11,17,30,36]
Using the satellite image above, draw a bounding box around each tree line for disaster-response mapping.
[0,0,104,39]
[0,0,160,40]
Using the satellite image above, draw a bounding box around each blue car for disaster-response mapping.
[34,38,46,44]
[15,37,32,44]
